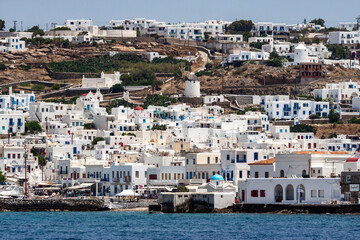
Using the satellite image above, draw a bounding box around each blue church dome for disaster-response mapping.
[210,174,224,181]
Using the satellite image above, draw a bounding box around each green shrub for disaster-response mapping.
[51,83,60,90]
[92,137,105,145]
[290,124,316,134]
[195,70,212,77]
[31,84,45,91]
[152,125,167,130]
[84,123,94,129]
[328,113,339,123]
[25,121,42,133]
[111,83,124,93]
[309,114,320,119]
[19,64,31,71]
[143,94,176,108]
[0,63,6,71]
[348,118,360,124]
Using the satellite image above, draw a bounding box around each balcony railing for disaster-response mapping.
[101,178,110,182]
[59,171,68,175]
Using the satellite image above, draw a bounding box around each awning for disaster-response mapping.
[67,183,94,190]
[115,189,140,197]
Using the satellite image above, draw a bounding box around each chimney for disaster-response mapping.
[9,86,12,95]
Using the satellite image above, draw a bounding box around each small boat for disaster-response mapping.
[0,185,25,199]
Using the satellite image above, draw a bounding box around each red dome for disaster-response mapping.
[134,106,144,111]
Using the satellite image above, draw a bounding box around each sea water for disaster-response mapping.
[0,212,359,239]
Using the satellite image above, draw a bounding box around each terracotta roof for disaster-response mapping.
[249,158,275,165]
[346,157,359,163]
[134,106,144,111]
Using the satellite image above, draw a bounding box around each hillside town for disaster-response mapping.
[1,15,360,212]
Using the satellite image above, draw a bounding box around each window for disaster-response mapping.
[226,154,230,160]
[207,157,210,164]
[215,157,218,163]
[135,171,139,178]
[260,190,265,197]
[255,172,259,178]
[254,152,258,161]
[311,190,317,198]
[265,172,269,178]
[193,159,196,164]
[186,159,189,165]
[346,175,351,183]
[239,171,243,179]
[251,190,258,197]
[318,190,324,198]
[280,170,284,177]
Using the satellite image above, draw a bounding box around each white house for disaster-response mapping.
[82,71,121,89]
[223,51,270,65]
[0,34,27,53]
[314,81,360,103]
[265,100,329,120]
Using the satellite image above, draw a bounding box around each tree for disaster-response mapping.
[84,123,95,129]
[310,18,325,27]
[326,44,351,60]
[38,156,47,181]
[227,20,254,35]
[92,137,105,145]
[111,83,124,93]
[328,112,339,123]
[9,28,15,32]
[173,69,182,79]
[26,26,45,37]
[25,121,42,133]
[0,171,6,184]
[0,19,5,30]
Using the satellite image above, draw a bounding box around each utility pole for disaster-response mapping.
[24,140,28,198]
[356,16,360,31]
[13,21,17,31]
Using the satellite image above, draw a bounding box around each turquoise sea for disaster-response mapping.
[0,212,359,239]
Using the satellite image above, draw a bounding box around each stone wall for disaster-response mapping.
[0,199,109,211]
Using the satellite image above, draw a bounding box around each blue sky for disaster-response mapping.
[0,0,359,30]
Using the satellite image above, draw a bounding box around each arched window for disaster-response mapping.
[280,170,284,177]
[285,184,294,200]
[302,169,307,176]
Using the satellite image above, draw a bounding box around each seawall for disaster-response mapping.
[233,203,360,214]
[0,199,110,212]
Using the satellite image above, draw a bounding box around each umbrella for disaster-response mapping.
[115,189,140,197]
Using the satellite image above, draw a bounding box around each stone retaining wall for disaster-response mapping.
[0,199,109,212]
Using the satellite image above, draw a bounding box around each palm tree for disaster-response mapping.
[38,156,47,181]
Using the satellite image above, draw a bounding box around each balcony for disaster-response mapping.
[283,106,291,111]
[112,178,120,182]
[101,178,110,182]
